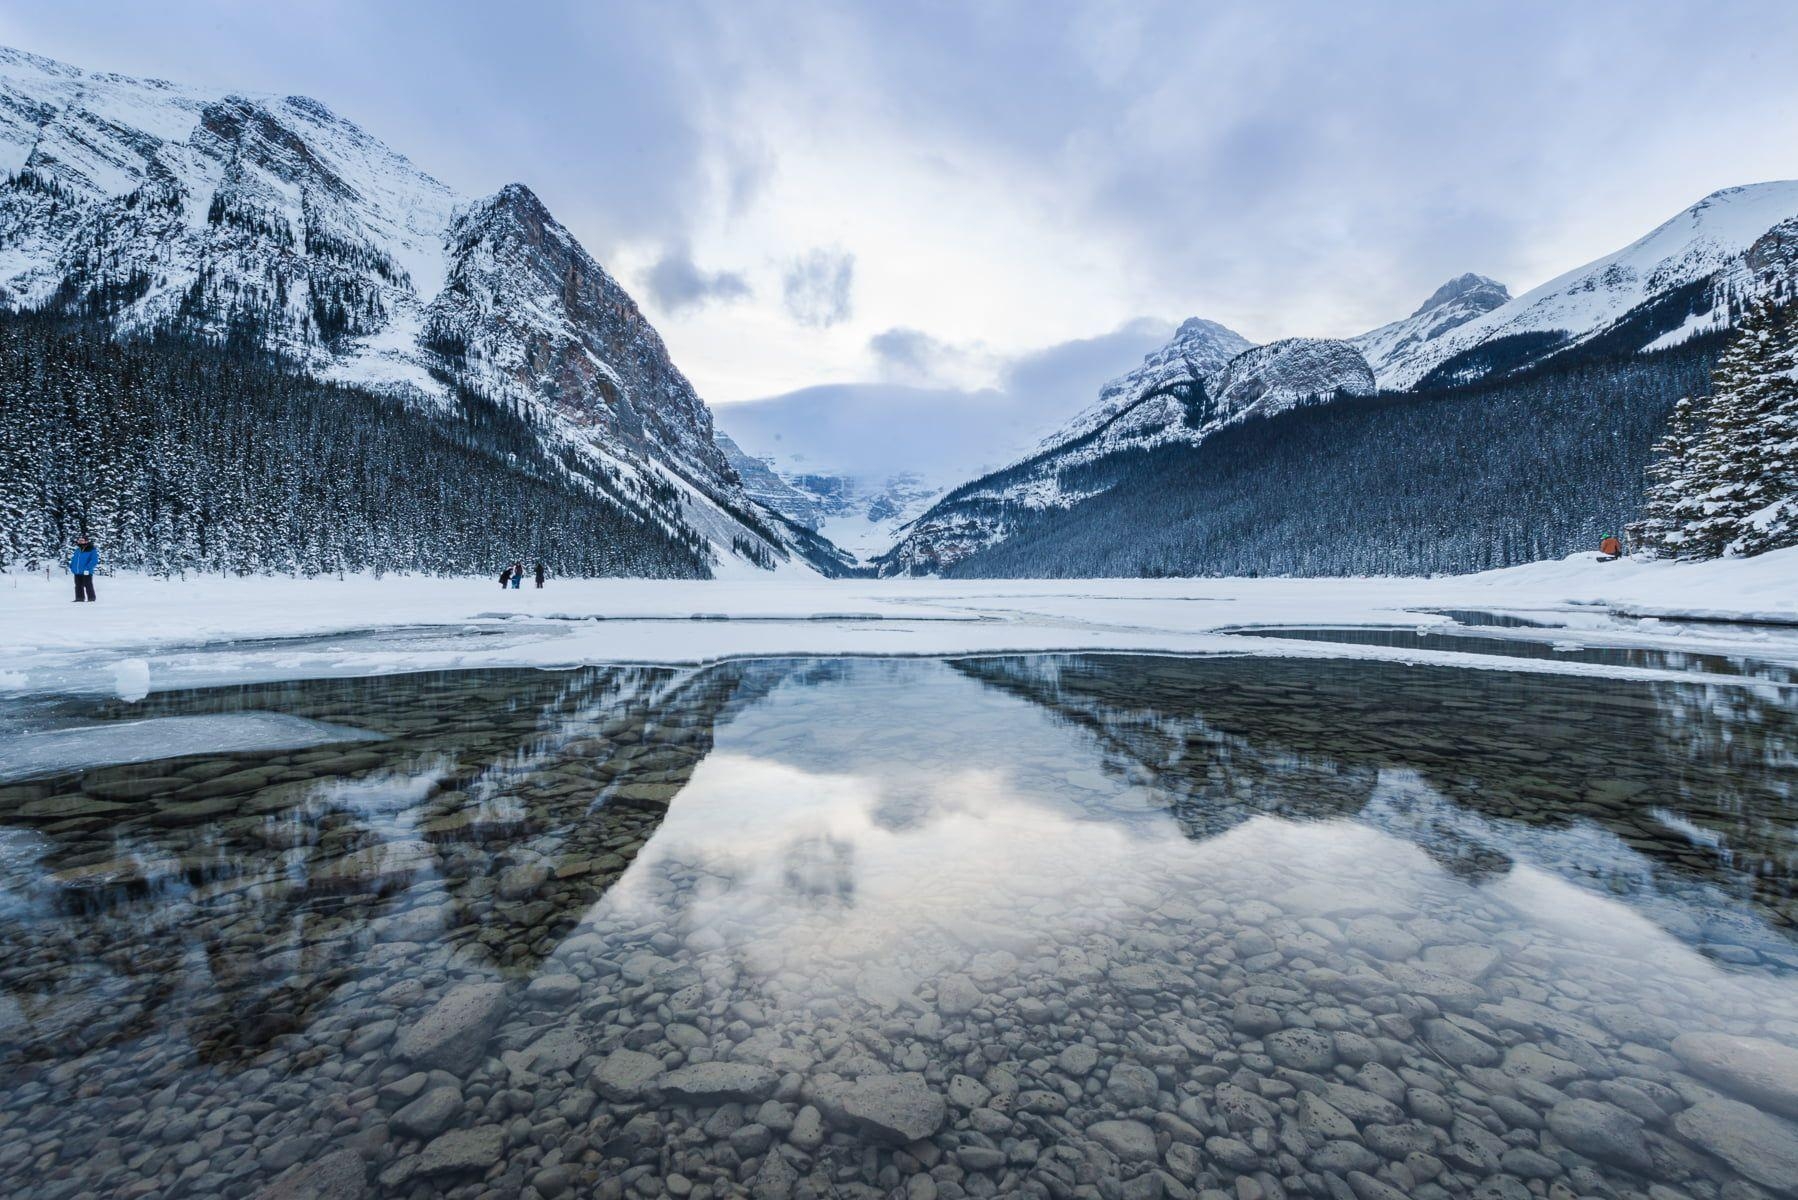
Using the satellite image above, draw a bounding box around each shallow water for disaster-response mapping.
[1414,611,1557,630]
[1,655,1796,1200]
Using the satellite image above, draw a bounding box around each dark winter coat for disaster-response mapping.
[68,545,98,574]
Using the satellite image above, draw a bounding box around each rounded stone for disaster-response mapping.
[1672,1032,1798,1120]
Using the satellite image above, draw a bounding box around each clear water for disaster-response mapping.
[1,655,1796,1200]
[1415,610,1558,629]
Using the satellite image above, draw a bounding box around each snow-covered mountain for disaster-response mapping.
[1207,337,1375,415]
[875,324,1381,575]
[712,383,1060,561]
[1032,318,1255,452]
[880,183,1798,577]
[0,45,834,575]
[1350,272,1510,384]
[1370,182,1798,390]
[716,445,946,561]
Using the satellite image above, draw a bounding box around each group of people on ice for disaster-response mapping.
[499,560,547,589]
[54,536,554,599]
[54,531,1632,602]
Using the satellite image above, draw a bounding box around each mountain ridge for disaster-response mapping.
[877,181,1798,576]
[1375,181,1798,389]
[0,44,837,576]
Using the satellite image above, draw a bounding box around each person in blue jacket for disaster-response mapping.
[68,535,98,603]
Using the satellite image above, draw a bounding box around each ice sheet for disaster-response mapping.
[0,713,386,781]
[1,547,1795,696]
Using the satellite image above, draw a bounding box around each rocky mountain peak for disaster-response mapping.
[1207,338,1377,418]
[1412,273,1509,318]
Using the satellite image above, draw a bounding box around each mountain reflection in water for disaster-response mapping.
[0,654,1795,1199]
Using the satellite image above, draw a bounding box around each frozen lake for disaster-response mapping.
[2,653,1797,1198]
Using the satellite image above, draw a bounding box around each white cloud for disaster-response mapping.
[10,0,1798,405]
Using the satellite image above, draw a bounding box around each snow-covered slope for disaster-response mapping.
[876,324,1381,575]
[1375,183,1798,390]
[0,45,825,574]
[774,472,941,561]
[713,436,944,561]
[1351,273,1510,385]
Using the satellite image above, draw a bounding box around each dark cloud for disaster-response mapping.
[1002,317,1174,413]
[782,248,855,328]
[643,244,751,314]
[868,326,961,383]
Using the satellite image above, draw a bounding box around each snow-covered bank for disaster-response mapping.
[3,549,1796,697]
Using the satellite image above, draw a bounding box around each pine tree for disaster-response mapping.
[1633,394,1703,556]
[1732,300,1798,555]
[1640,299,1798,559]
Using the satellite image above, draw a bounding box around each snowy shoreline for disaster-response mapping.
[4,549,1796,698]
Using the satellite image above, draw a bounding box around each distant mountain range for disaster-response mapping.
[876,180,1798,575]
[0,45,842,577]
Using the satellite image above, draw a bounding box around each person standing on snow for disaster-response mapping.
[499,565,513,589]
[68,535,98,603]
[510,560,524,589]
[533,561,546,589]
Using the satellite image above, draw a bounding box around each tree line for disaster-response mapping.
[935,337,1723,579]
[0,311,712,578]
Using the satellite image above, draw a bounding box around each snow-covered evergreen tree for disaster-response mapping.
[1636,300,1798,559]
[1632,395,1703,555]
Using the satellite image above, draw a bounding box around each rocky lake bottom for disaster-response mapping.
[1,653,1796,1200]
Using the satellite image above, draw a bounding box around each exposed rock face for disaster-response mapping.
[1206,338,1376,418]
[1034,317,1256,454]
[1746,215,1798,281]
[717,432,829,528]
[422,183,730,486]
[875,316,1256,576]
[1415,272,1512,317]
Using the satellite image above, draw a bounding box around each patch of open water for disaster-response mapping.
[1,655,1796,1199]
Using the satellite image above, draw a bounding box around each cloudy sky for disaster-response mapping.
[7,0,1797,415]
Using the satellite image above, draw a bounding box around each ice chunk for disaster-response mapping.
[112,658,151,702]
[0,713,385,781]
